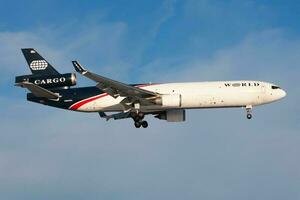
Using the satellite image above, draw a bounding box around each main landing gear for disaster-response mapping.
[246,105,252,119]
[134,120,148,128]
[131,112,148,128]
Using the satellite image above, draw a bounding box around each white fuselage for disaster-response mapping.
[71,81,286,112]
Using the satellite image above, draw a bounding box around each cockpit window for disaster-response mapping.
[271,85,281,89]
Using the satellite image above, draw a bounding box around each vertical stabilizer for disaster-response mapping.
[21,48,60,75]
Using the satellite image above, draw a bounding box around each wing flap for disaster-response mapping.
[15,82,60,99]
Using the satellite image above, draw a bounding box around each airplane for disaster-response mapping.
[15,48,286,128]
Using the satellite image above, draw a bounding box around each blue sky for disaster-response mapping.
[0,0,300,199]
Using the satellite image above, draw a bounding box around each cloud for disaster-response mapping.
[185,29,299,90]
[149,0,177,38]
[0,28,299,200]
[1,1,300,198]
[140,29,300,104]
[139,28,300,131]
[0,22,129,80]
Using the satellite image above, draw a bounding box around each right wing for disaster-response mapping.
[15,81,60,99]
[72,61,159,99]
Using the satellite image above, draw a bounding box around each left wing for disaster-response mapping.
[99,111,131,121]
[72,61,160,105]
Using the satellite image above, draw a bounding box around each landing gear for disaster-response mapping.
[247,113,252,119]
[134,120,148,128]
[131,112,148,128]
[141,121,148,128]
[132,112,144,122]
[134,121,141,128]
[246,105,252,120]
[138,112,145,119]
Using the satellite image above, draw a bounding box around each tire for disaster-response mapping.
[247,113,252,119]
[141,121,148,128]
[138,112,145,119]
[134,121,141,128]
[133,116,140,122]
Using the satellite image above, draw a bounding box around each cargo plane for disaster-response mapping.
[15,48,286,128]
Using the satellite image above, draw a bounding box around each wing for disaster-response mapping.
[15,81,60,99]
[72,61,159,104]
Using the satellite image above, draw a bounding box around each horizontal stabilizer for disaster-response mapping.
[15,82,60,99]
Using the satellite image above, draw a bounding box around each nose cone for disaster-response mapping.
[278,89,287,99]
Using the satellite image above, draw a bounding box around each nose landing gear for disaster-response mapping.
[246,105,252,119]
[247,113,252,119]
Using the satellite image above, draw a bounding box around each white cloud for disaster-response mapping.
[149,0,177,39]
[142,29,299,82]
[0,22,131,85]
[0,17,300,200]
[139,28,300,128]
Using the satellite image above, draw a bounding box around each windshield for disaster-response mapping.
[271,85,281,89]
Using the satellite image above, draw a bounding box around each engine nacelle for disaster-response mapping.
[15,73,76,89]
[155,94,182,107]
[155,109,186,122]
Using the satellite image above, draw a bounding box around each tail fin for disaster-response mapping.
[21,48,60,76]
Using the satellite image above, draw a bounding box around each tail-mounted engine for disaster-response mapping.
[15,73,77,89]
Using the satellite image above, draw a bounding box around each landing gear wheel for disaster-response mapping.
[133,116,140,122]
[131,112,144,122]
[247,113,252,119]
[245,105,253,120]
[141,121,148,128]
[134,121,141,128]
[138,112,145,119]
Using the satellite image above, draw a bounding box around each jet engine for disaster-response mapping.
[155,94,182,107]
[155,109,186,122]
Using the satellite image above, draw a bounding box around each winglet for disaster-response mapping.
[72,61,87,74]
